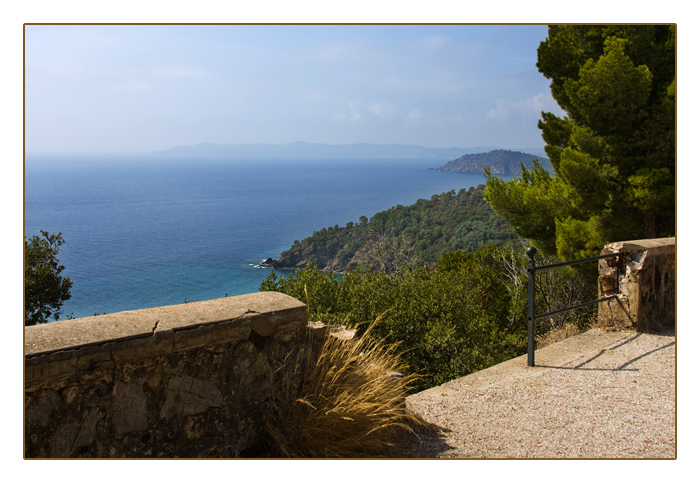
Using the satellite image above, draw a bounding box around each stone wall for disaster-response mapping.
[24,292,315,458]
[598,237,676,332]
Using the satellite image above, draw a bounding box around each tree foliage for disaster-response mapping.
[485,25,675,260]
[24,231,73,325]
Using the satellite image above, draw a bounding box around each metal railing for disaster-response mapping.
[526,246,622,367]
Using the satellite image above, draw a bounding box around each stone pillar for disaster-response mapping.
[598,237,675,332]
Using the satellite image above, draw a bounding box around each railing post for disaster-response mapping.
[526,246,537,367]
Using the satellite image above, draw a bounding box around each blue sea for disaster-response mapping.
[24,154,487,320]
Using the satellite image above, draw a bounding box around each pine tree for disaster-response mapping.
[485,25,675,260]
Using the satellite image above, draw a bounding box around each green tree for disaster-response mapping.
[24,231,72,325]
[485,25,675,260]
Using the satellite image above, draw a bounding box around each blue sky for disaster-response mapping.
[25,24,564,153]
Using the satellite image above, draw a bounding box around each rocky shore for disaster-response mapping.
[259,257,279,268]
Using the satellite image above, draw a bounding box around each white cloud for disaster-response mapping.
[486,99,510,121]
[487,93,551,121]
[404,108,424,125]
[334,101,363,123]
[334,100,397,123]
[402,108,462,127]
[366,100,397,118]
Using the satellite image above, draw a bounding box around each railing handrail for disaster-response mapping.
[529,252,623,272]
[525,246,623,367]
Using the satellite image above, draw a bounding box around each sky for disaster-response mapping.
[24,24,564,154]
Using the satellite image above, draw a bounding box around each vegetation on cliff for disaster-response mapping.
[437,149,551,176]
[272,184,519,271]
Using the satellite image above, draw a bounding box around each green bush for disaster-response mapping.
[262,245,596,392]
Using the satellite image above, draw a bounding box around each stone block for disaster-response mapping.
[113,381,148,435]
[160,376,223,419]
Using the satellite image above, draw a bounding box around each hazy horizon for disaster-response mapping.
[25,140,546,155]
[25,24,564,157]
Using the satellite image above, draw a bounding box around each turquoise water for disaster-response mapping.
[24,154,487,319]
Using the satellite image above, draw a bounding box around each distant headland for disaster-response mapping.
[435,149,551,176]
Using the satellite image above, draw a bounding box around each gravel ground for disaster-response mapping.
[396,329,676,459]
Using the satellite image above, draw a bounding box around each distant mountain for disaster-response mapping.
[152,141,508,158]
[436,149,551,176]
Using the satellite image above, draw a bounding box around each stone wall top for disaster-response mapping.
[602,237,675,254]
[25,291,307,358]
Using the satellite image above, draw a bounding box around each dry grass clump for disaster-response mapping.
[263,321,420,458]
[535,312,620,348]
[536,310,626,348]
[535,322,581,348]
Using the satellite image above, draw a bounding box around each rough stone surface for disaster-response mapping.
[113,380,148,435]
[160,376,223,419]
[24,292,310,458]
[598,237,675,332]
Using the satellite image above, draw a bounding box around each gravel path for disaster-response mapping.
[399,329,676,458]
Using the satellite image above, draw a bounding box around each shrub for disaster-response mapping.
[261,244,596,392]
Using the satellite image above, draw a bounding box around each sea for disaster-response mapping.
[24,154,487,320]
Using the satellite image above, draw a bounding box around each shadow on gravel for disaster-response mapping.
[386,415,455,458]
[538,328,676,372]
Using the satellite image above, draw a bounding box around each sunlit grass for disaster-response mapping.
[263,318,420,458]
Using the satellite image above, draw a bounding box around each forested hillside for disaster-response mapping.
[270,185,519,271]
